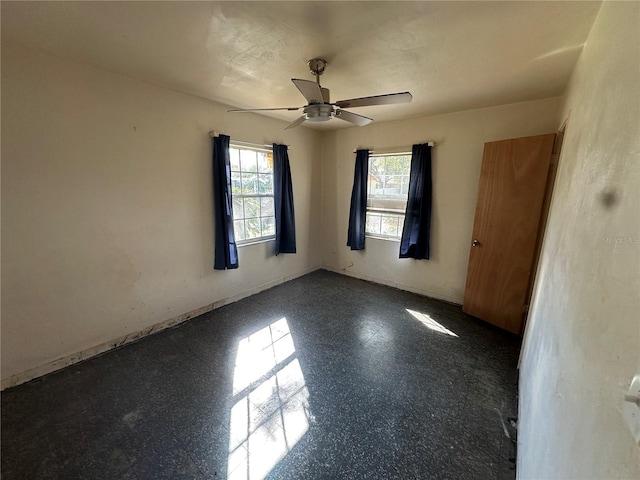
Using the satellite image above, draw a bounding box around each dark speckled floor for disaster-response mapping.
[1,270,520,480]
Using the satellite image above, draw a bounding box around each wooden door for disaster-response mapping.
[463,134,555,334]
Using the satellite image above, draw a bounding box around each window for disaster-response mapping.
[230,145,275,244]
[365,153,411,240]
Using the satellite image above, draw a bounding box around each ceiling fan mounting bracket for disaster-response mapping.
[307,58,328,77]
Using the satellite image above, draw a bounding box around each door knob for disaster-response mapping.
[472,239,480,247]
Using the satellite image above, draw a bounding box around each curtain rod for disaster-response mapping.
[208,130,290,150]
[353,141,436,154]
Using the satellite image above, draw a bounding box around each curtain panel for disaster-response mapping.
[273,144,297,255]
[399,143,432,260]
[212,134,239,270]
[347,149,370,250]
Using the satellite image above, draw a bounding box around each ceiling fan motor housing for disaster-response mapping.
[304,104,334,122]
[304,83,333,122]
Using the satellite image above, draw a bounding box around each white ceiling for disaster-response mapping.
[1,1,601,130]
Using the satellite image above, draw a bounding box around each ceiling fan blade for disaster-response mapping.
[335,109,373,127]
[228,106,301,112]
[284,115,307,130]
[334,92,413,109]
[292,78,324,104]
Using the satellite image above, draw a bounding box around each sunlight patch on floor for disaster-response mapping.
[406,309,459,337]
[228,318,312,480]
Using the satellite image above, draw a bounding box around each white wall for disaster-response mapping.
[320,98,561,303]
[1,45,323,385]
[519,2,640,478]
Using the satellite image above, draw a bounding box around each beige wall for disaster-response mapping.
[519,1,640,478]
[320,98,561,303]
[1,45,323,384]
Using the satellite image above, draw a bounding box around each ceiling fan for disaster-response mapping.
[228,58,413,129]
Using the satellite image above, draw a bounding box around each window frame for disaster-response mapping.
[229,144,276,246]
[365,152,412,242]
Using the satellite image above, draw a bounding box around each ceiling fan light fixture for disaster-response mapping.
[303,104,334,122]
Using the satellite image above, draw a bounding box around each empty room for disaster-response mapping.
[1,1,638,479]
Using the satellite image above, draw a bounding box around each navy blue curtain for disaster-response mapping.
[212,134,239,270]
[273,144,296,255]
[399,143,432,259]
[347,149,369,250]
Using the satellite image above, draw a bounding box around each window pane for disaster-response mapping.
[369,157,382,176]
[384,175,402,195]
[258,152,272,173]
[384,156,405,175]
[366,213,382,235]
[241,173,257,194]
[261,216,275,236]
[233,198,244,220]
[367,175,377,196]
[231,172,241,195]
[401,175,410,195]
[261,197,274,217]
[397,215,405,236]
[244,197,259,218]
[368,182,378,199]
[245,217,261,239]
[240,149,257,172]
[381,215,399,236]
[234,220,246,241]
[258,173,273,195]
[230,148,241,171]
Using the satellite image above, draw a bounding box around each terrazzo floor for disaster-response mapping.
[1,269,521,479]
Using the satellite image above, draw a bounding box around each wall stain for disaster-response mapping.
[599,188,618,209]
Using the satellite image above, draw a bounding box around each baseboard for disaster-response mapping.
[1,266,319,391]
[322,266,463,306]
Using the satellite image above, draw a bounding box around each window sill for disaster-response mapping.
[365,234,401,243]
[237,237,275,248]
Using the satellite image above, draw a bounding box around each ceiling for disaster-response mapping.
[1,1,601,130]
